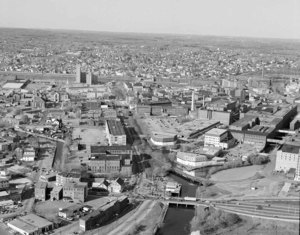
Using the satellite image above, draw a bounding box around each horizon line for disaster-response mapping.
[1,26,300,42]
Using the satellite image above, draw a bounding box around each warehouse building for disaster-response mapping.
[8,213,53,235]
[79,196,129,231]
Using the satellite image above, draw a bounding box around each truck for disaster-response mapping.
[184,197,197,202]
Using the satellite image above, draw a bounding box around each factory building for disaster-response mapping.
[204,128,235,149]
[105,120,127,146]
[79,196,129,231]
[275,145,300,176]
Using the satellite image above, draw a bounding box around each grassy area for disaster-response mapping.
[127,201,166,235]
[210,165,263,182]
[220,215,300,235]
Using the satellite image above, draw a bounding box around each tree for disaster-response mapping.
[20,115,29,124]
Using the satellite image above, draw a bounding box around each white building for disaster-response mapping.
[176,152,207,167]
[108,178,124,193]
[204,128,233,149]
[105,120,126,146]
[22,147,36,161]
[275,145,300,178]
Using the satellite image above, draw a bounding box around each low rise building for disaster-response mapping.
[108,178,124,193]
[58,204,84,219]
[165,181,181,196]
[8,213,53,235]
[79,196,129,231]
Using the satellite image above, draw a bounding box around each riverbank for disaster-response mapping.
[97,200,165,235]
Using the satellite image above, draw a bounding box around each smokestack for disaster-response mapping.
[76,64,81,83]
[191,91,195,111]
[86,70,92,85]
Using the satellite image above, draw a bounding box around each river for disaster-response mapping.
[157,172,199,235]
[168,173,199,197]
[156,207,195,235]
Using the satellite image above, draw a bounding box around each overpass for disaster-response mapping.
[277,129,297,135]
[162,197,300,222]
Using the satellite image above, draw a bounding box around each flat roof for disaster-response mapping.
[106,120,125,136]
[85,197,117,210]
[90,145,132,154]
[281,144,300,154]
[91,155,121,161]
[35,181,47,189]
[8,219,36,233]
[8,213,52,232]
[205,128,227,137]
[2,82,24,89]
[230,115,258,127]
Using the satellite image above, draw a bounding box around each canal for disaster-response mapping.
[158,172,199,235]
[156,207,195,235]
[168,173,199,197]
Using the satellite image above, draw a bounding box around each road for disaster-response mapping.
[107,200,155,235]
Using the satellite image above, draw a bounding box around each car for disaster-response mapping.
[256,205,263,210]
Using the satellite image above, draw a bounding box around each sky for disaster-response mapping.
[0,0,299,39]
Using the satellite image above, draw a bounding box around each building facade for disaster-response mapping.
[105,120,127,146]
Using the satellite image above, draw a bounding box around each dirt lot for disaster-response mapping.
[34,200,74,222]
[72,127,107,146]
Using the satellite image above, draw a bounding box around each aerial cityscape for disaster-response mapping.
[0,1,299,235]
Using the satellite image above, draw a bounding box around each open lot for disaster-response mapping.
[211,165,264,182]
[72,127,107,146]
[142,117,219,137]
[34,200,74,222]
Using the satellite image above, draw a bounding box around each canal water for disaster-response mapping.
[168,173,199,197]
[156,207,195,235]
[157,173,198,235]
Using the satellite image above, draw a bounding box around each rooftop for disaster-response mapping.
[280,144,300,154]
[8,213,52,233]
[106,120,125,136]
[205,128,227,137]
[90,145,132,154]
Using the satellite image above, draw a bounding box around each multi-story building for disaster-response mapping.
[63,182,88,203]
[275,145,300,174]
[35,181,47,201]
[90,145,133,158]
[89,155,121,174]
[56,172,81,186]
[105,120,126,146]
[204,128,234,149]
[50,186,63,201]
[22,147,36,161]
[176,152,207,167]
